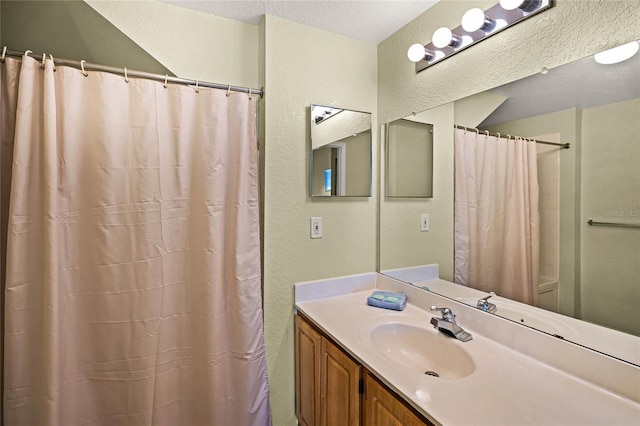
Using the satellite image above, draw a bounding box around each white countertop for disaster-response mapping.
[295,273,640,426]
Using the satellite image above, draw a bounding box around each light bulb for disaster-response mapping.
[594,41,640,64]
[500,0,537,11]
[432,27,459,48]
[407,44,429,62]
[461,8,494,32]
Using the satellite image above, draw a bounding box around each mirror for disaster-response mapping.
[386,119,433,198]
[310,104,372,197]
[379,41,640,366]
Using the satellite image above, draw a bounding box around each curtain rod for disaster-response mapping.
[1,48,264,98]
[454,125,570,149]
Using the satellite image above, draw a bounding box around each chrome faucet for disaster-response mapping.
[429,306,473,342]
[476,292,497,314]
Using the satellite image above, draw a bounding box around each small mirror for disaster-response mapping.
[310,104,372,197]
[385,119,433,198]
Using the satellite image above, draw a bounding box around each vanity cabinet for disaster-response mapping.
[295,314,360,426]
[295,313,433,426]
[295,314,322,425]
[320,332,361,426]
[362,371,428,426]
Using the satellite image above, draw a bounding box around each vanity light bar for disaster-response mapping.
[411,0,553,73]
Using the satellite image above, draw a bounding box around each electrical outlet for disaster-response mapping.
[421,214,429,232]
[310,217,323,239]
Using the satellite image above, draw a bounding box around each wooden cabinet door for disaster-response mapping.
[296,315,322,426]
[320,337,361,426]
[362,371,432,426]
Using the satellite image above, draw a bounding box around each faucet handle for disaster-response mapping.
[430,306,454,322]
[479,291,496,302]
[477,292,497,313]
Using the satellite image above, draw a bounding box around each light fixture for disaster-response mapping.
[499,0,539,11]
[461,8,495,32]
[407,43,433,63]
[432,27,461,48]
[312,106,342,124]
[594,41,639,65]
[408,0,552,73]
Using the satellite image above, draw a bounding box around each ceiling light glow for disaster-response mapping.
[594,41,639,65]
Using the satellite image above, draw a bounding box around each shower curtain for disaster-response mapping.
[1,55,270,425]
[454,128,540,305]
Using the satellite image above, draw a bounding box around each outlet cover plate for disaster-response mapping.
[421,214,429,232]
[311,217,323,238]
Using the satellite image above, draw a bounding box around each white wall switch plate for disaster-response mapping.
[421,214,429,232]
[311,217,323,239]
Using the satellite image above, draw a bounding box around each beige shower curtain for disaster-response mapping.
[2,55,270,425]
[454,128,540,305]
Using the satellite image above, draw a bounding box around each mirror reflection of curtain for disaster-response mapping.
[454,129,540,305]
[1,55,270,425]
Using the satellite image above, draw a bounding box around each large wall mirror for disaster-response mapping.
[309,104,372,197]
[379,40,640,366]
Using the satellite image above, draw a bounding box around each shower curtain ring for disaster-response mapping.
[163,75,168,88]
[248,88,253,100]
[124,67,129,83]
[25,50,33,59]
[496,132,501,138]
[475,128,479,135]
[80,60,88,77]
[41,53,46,68]
[1,46,6,62]
[49,54,56,71]
[195,80,200,93]
[226,84,231,97]
[484,130,489,137]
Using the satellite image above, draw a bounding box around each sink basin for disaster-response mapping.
[371,323,475,379]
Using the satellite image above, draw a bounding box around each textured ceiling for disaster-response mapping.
[160,0,639,123]
[481,42,640,127]
[161,0,440,44]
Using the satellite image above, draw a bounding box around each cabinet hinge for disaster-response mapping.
[358,378,364,395]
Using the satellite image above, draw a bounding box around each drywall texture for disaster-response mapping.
[1,0,170,74]
[262,15,377,425]
[454,91,507,128]
[378,0,640,124]
[580,98,639,335]
[86,0,259,88]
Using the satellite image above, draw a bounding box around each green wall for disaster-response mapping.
[1,1,170,74]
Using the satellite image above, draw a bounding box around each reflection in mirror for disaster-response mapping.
[310,104,372,197]
[379,41,640,366]
[385,119,433,198]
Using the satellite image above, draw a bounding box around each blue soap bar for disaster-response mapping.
[367,290,407,311]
